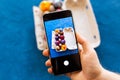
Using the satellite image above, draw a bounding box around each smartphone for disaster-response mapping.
[43,10,81,75]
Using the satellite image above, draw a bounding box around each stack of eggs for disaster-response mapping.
[54,29,67,52]
[39,0,63,13]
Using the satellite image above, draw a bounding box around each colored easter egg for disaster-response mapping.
[55,29,60,33]
[55,41,60,45]
[61,45,67,51]
[60,35,64,40]
[55,36,59,40]
[50,5,55,12]
[56,46,60,51]
[53,0,62,9]
[40,1,51,12]
[61,40,65,44]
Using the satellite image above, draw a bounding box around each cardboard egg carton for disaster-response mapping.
[52,27,77,52]
[33,0,101,50]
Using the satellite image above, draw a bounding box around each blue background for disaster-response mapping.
[45,17,78,58]
[0,0,120,80]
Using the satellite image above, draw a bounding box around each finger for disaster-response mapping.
[45,59,51,67]
[76,33,91,53]
[42,49,49,57]
[48,67,53,74]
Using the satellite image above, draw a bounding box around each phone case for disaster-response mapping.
[33,0,101,50]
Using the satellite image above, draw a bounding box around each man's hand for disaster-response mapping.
[42,34,120,80]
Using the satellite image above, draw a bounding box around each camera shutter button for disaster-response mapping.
[63,60,69,66]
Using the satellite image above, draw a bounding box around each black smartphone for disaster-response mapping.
[43,10,81,75]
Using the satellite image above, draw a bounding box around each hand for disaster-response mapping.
[43,34,103,80]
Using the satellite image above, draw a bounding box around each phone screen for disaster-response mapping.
[44,16,79,58]
[43,10,81,75]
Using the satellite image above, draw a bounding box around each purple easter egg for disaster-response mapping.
[55,41,60,45]
[61,40,65,44]
[55,36,59,40]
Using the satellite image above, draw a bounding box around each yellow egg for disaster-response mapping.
[61,45,67,51]
[40,1,51,12]
[55,29,60,33]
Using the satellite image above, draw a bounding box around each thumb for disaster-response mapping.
[76,33,91,53]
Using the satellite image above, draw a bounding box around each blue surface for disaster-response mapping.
[0,0,120,80]
[45,17,78,58]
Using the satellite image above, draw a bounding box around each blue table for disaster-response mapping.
[0,0,120,80]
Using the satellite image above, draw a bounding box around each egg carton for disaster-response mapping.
[33,0,101,50]
[52,27,77,52]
